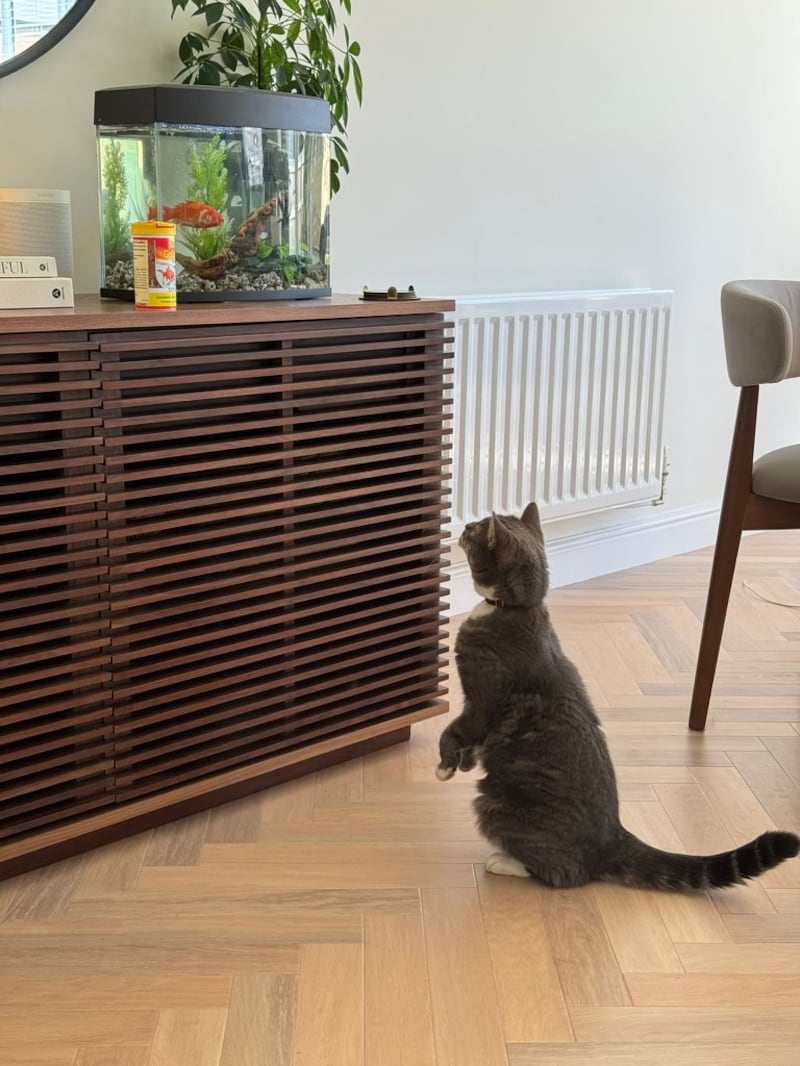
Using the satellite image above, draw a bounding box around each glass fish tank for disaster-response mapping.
[94,84,331,302]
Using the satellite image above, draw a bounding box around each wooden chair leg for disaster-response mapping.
[689,386,758,731]
[688,506,744,730]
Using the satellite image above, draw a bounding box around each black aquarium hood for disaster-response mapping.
[94,84,331,134]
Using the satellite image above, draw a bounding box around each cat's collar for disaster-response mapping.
[484,596,505,608]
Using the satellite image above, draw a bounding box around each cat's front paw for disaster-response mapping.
[458,746,479,772]
[437,729,463,781]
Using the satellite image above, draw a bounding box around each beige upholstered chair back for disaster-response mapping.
[721,280,800,386]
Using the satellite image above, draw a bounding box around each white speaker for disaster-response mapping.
[0,189,74,278]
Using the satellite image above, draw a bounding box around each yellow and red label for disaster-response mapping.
[131,221,177,310]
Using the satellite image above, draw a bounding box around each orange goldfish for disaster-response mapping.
[147,201,224,228]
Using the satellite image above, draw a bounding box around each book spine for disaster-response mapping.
[0,276,74,309]
[0,256,58,278]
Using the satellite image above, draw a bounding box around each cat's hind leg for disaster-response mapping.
[484,851,531,877]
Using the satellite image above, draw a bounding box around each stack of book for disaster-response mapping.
[0,255,74,308]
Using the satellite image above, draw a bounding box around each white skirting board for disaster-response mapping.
[445,503,721,617]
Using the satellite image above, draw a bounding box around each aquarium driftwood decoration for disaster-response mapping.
[169,0,362,192]
[176,194,280,279]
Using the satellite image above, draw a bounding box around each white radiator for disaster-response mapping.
[449,289,673,533]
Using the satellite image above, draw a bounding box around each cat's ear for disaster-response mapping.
[521,501,542,534]
[488,512,515,552]
[487,512,498,550]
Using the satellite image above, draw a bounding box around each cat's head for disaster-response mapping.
[459,501,549,608]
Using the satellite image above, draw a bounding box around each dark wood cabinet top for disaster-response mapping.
[0,293,455,335]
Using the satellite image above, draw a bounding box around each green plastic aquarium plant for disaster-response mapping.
[182,132,231,260]
[169,0,363,193]
[101,141,131,258]
[253,236,314,285]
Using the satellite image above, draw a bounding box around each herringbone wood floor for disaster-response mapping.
[2,532,800,1066]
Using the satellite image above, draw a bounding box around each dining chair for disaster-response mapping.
[689,280,800,730]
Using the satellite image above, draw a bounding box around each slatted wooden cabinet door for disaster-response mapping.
[98,316,450,801]
[0,334,112,847]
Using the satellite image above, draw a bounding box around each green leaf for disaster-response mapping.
[352,58,363,104]
[198,60,223,84]
[287,18,301,44]
[221,26,246,53]
[178,36,196,64]
[347,41,360,56]
[203,2,225,26]
[229,1,256,30]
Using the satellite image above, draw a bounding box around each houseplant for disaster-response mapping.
[169,0,362,192]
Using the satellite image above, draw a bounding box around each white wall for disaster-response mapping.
[2,0,800,581]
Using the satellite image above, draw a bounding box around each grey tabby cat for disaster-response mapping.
[437,502,800,890]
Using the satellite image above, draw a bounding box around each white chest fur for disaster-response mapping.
[469,599,496,620]
[469,581,497,620]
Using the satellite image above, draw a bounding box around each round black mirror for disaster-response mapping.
[0,0,97,79]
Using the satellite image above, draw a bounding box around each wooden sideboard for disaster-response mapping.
[0,294,453,878]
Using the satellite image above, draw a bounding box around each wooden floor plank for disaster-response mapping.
[75,1049,150,1066]
[198,840,488,867]
[135,861,476,893]
[602,621,674,684]
[313,759,364,807]
[219,975,296,1066]
[677,942,800,973]
[204,793,266,845]
[364,912,437,1066]
[420,887,508,1066]
[590,884,682,973]
[538,888,630,1007]
[0,934,298,977]
[146,1009,227,1066]
[74,835,151,896]
[292,944,363,1066]
[4,1051,80,1066]
[362,742,412,788]
[767,888,800,912]
[4,855,88,920]
[625,972,800,1007]
[0,1010,157,1047]
[569,1005,800,1044]
[258,777,317,828]
[143,812,209,868]
[477,871,573,1043]
[0,975,231,1011]
[508,1043,800,1065]
[726,749,800,830]
[723,913,800,942]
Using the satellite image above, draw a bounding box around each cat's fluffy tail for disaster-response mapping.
[607,828,799,891]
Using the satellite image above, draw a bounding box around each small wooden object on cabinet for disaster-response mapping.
[0,294,453,879]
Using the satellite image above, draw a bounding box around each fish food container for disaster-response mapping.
[94,84,331,303]
[131,220,176,310]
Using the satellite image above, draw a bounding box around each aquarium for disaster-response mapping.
[94,84,331,302]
